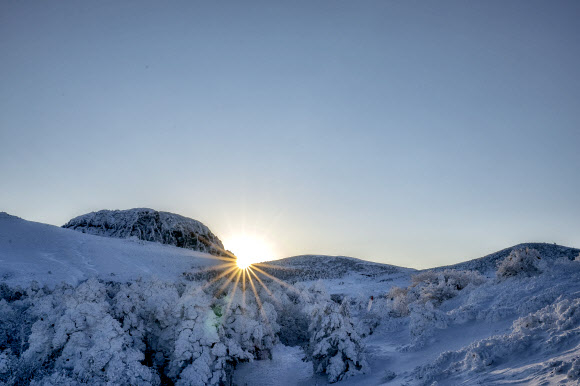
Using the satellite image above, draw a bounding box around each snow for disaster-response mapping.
[62,208,226,256]
[233,344,314,385]
[2,211,580,385]
[0,212,226,287]
[234,245,580,385]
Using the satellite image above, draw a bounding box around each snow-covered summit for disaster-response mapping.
[62,208,226,256]
[437,242,580,274]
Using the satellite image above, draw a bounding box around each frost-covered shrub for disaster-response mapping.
[408,302,448,342]
[306,284,367,383]
[411,270,486,306]
[386,270,485,318]
[218,289,279,361]
[496,247,542,279]
[29,370,80,386]
[385,286,417,317]
[355,301,382,338]
[169,286,227,386]
[0,282,25,302]
[20,279,159,385]
[0,349,15,381]
[412,296,580,384]
[113,279,180,370]
[276,290,310,347]
[567,357,580,381]
[168,281,279,386]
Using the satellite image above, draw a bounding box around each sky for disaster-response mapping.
[1,0,579,268]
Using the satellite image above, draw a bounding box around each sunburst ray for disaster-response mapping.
[250,265,302,294]
[246,271,277,339]
[222,269,242,318]
[195,265,238,293]
[252,262,298,271]
[215,267,240,297]
[247,266,279,305]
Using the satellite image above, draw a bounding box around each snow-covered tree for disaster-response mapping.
[306,285,367,383]
[113,279,180,369]
[21,279,158,385]
[219,289,279,361]
[168,285,225,386]
[275,288,310,346]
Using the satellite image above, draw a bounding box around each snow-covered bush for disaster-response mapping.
[408,302,448,342]
[0,274,294,385]
[0,349,15,381]
[413,296,580,384]
[11,279,158,385]
[497,247,542,279]
[306,284,368,383]
[168,286,227,386]
[168,281,279,386]
[218,288,279,361]
[386,270,485,318]
[385,286,417,317]
[411,269,486,305]
[113,279,180,370]
[567,357,580,381]
[276,289,310,347]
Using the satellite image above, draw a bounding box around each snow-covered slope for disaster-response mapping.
[0,212,227,287]
[263,254,410,281]
[62,208,226,256]
[437,242,580,275]
[256,254,414,301]
[2,212,580,385]
[235,244,580,386]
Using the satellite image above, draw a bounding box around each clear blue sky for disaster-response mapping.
[1,0,579,268]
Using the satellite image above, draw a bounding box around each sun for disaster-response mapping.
[224,234,276,269]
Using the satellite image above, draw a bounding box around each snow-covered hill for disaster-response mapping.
[2,212,580,385]
[0,212,227,287]
[437,242,580,275]
[261,254,410,281]
[62,208,226,256]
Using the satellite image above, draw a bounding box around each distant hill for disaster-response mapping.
[258,254,412,282]
[436,242,580,274]
[62,208,226,256]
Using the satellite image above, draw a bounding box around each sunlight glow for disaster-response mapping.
[193,235,298,345]
[224,234,276,270]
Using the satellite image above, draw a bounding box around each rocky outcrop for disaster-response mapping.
[63,208,227,256]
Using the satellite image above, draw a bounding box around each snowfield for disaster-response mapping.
[1,211,580,385]
[0,213,225,287]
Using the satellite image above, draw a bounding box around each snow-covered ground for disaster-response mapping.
[236,246,580,385]
[1,211,580,385]
[0,212,225,287]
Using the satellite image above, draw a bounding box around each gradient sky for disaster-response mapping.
[1,0,579,268]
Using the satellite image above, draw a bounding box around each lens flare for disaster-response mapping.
[224,234,275,269]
